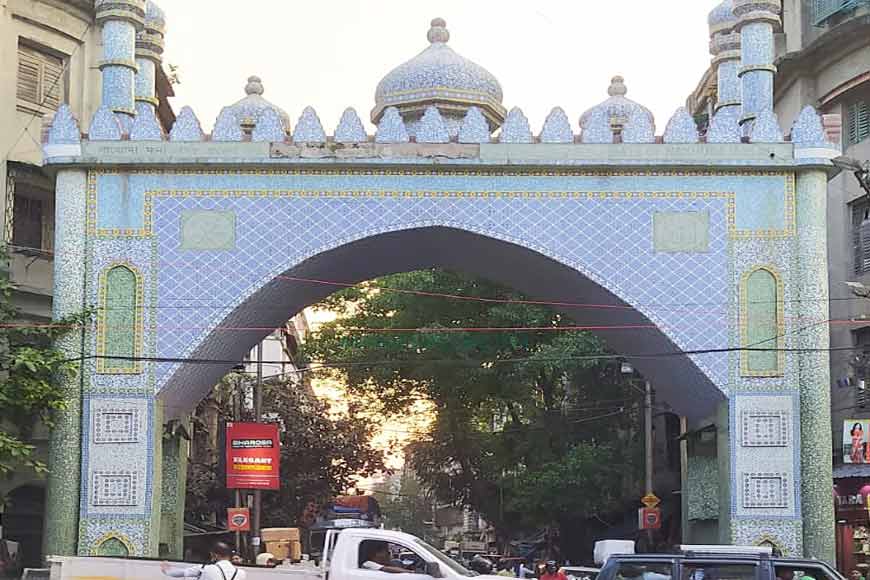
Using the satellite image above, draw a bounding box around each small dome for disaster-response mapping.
[579,76,653,130]
[224,76,290,132]
[708,0,736,32]
[144,0,166,32]
[371,18,506,134]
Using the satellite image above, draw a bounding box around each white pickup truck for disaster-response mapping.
[48,528,497,580]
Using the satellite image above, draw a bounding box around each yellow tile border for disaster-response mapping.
[86,169,795,241]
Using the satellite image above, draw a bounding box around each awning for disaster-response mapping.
[834,463,870,478]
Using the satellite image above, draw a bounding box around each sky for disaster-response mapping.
[158,0,721,134]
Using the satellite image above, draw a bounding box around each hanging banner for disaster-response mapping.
[226,422,280,489]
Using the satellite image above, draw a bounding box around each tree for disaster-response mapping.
[301,269,644,549]
[372,469,435,541]
[0,252,86,477]
[184,373,387,527]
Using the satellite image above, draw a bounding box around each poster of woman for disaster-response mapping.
[844,420,870,463]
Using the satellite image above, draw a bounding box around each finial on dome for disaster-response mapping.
[607,76,627,97]
[427,18,450,43]
[245,76,264,96]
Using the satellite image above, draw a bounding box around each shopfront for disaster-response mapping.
[834,478,870,573]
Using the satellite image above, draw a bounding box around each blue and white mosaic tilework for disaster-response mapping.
[751,110,784,143]
[539,108,574,144]
[499,108,533,144]
[169,106,205,142]
[251,108,286,143]
[622,108,655,144]
[81,169,790,398]
[581,108,613,144]
[707,107,743,144]
[48,105,82,144]
[88,107,124,141]
[791,106,831,148]
[130,104,164,141]
[458,107,491,144]
[292,107,327,144]
[416,106,450,144]
[663,108,700,144]
[375,107,410,143]
[211,107,243,142]
[334,108,368,144]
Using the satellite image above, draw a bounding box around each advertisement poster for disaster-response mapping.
[226,422,280,489]
[844,419,870,464]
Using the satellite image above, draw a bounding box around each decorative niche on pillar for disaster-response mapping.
[96,263,144,374]
[740,266,784,377]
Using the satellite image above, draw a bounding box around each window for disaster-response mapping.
[358,540,430,575]
[848,100,870,146]
[852,201,870,275]
[813,0,867,25]
[12,196,43,250]
[683,564,756,580]
[613,562,673,580]
[17,42,64,112]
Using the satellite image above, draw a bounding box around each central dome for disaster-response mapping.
[372,18,506,137]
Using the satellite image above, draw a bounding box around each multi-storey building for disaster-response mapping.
[0,0,174,569]
[687,0,870,571]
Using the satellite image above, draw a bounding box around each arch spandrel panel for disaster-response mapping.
[84,168,792,418]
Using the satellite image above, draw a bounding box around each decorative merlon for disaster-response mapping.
[292,107,327,145]
[169,106,205,142]
[663,107,700,144]
[539,107,574,144]
[499,107,533,144]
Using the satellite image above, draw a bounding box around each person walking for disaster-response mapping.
[161,542,246,580]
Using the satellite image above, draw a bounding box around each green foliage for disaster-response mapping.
[372,470,435,541]
[301,269,643,541]
[0,248,87,475]
[184,373,387,527]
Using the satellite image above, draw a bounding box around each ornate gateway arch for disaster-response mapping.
[42,0,840,563]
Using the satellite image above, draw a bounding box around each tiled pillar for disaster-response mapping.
[795,169,835,563]
[734,0,781,126]
[44,169,89,557]
[135,2,165,117]
[708,2,742,117]
[95,0,145,130]
[159,425,189,559]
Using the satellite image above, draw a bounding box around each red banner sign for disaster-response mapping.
[228,507,251,531]
[226,422,280,490]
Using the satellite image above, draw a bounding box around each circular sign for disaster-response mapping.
[232,513,248,527]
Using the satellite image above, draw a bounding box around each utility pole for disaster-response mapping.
[644,380,654,548]
[232,373,242,556]
[252,343,263,559]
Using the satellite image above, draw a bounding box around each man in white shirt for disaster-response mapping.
[161,542,247,580]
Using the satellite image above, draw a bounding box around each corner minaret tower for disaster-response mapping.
[135,1,165,117]
[95,0,146,129]
[709,0,742,118]
[734,0,782,126]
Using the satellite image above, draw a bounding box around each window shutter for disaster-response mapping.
[848,101,869,146]
[41,57,63,111]
[16,43,64,111]
[860,216,870,273]
[16,47,40,104]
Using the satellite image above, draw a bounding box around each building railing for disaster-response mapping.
[814,0,870,26]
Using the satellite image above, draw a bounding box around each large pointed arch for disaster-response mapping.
[157,226,726,421]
